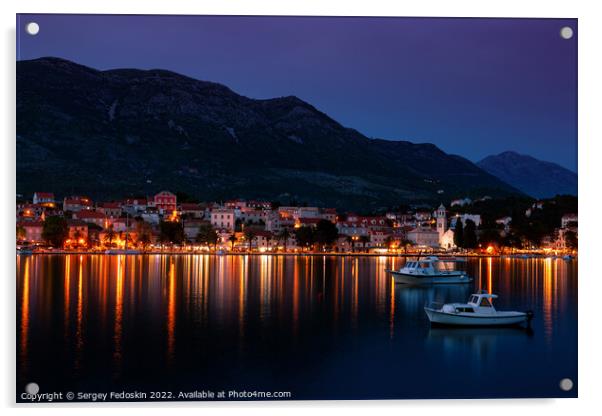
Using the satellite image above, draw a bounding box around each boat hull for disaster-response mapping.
[424,307,528,326]
[388,270,472,285]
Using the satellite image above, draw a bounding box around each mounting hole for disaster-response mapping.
[560,26,573,40]
[559,378,574,391]
[25,382,39,395]
[25,22,40,36]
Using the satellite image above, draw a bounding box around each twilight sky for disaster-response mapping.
[17,14,577,171]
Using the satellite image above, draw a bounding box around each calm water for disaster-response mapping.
[16,254,578,401]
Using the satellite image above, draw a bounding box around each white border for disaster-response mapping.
[2,1,601,415]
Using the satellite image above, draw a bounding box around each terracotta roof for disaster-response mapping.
[298,218,321,224]
[18,220,44,227]
[34,192,54,198]
[64,198,92,206]
[77,211,106,219]
[67,219,88,227]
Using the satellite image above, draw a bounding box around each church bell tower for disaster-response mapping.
[436,203,447,239]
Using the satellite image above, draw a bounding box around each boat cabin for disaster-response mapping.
[400,256,465,275]
[442,292,498,315]
[468,292,498,307]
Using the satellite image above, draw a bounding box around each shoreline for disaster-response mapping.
[15,251,575,258]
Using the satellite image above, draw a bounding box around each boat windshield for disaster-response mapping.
[479,297,493,307]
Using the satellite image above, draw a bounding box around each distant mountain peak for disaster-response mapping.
[477,151,577,199]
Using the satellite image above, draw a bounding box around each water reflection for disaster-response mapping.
[18,256,29,375]
[16,255,578,399]
[425,326,534,376]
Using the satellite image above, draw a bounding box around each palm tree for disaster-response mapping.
[104,224,116,247]
[359,235,370,252]
[401,238,412,254]
[228,234,237,251]
[278,228,291,252]
[244,228,257,252]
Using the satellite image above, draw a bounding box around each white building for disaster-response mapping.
[435,204,447,240]
[33,192,55,206]
[211,208,235,231]
[435,204,456,249]
[440,229,456,249]
[407,227,440,247]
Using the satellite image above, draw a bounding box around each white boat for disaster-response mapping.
[424,292,533,326]
[386,256,472,284]
[563,255,574,261]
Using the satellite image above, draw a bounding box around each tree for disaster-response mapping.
[294,226,315,251]
[463,219,477,249]
[454,219,464,248]
[478,228,503,247]
[103,224,116,247]
[400,238,412,254]
[138,232,151,250]
[195,223,218,248]
[314,219,339,251]
[135,220,153,250]
[42,216,68,247]
[207,229,219,250]
[277,228,291,252]
[159,221,184,245]
[244,227,258,251]
[564,230,578,250]
[359,235,370,252]
[235,218,244,232]
[228,234,237,250]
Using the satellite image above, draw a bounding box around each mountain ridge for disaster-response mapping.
[17,57,521,209]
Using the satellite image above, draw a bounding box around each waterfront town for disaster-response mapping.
[16,190,578,255]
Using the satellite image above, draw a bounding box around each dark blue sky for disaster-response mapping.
[17,14,577,171]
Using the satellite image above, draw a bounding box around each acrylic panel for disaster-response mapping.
[16,14,578,402]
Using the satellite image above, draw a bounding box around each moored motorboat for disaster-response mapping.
[424,291,533,326]
[386,256,472,284]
